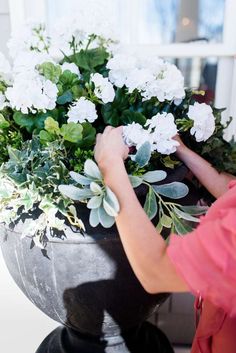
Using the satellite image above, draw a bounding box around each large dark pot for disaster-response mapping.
[0,165,196,353]
[0,204,173,353]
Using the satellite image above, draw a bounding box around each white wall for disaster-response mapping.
[0,0,10,56]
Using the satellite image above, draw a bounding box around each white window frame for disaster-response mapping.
[8,0,236,138]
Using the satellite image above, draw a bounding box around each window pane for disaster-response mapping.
[165,57,218,104]
[138,0,225,44]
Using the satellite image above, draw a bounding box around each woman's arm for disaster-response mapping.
[95,127,189,293]
[175,136,235,199]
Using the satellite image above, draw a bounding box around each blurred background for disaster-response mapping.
[1,1,236,352]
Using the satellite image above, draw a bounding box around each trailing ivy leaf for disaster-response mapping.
[180,205,208,215]
[57,90,73,105]
[74,48,109,71]
[38,62,62,83]
[160,214,173,228]
[89,208,100,227]
[7,146,22,164]
[144,187,158,220]
[84,159,102,179]
[134,142,151,168]
[153,182,189,199]
[173,207,200,223]
[60,123,83,143]
[128,175,143,188]
[142,170,167,183]
[69,171,92,185]
[98,206,115,228]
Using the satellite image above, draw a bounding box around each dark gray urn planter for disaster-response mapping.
[0,166,196,352]
[0,200,174,353]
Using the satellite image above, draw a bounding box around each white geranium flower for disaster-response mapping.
[61,62,80,76]
[91,73,115,104]
[5,71,58,114]
[146,113,179,154]
[123,123,150,150]
[67,97,98,124]
[125,68,153,94]
[13,51,54,74]
[0,52,12,82]
[187,102,216,142]
[0,93,7,110]
[107,54,137,88]
[7,23,50,58]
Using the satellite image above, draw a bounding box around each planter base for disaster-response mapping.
[36,322,174,353]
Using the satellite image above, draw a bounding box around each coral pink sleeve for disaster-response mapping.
[167,209,236,317]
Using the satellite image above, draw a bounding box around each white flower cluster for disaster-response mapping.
[91,73,115,104]
[5,71,58,114]
[107,54,185,102]
[67,97,98,124]
[187,102,216,142]
[123,112,179,155]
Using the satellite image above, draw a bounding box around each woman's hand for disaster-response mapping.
[94,126,129,176]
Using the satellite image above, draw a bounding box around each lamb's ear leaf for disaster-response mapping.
[128,175,143,188]
[98,206,115,228]
[103,199,118,217]
[89,208,100,227]
[70,171,92,185]
[59,185,93,201]
[142,170,167,183]
[134,142,151,168]
[144,187,158,220]
[153,182,189,199]
[84,159,102,179]
[87,196,103,209]
[105,187,120,213]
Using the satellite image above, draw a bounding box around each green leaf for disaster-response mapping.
[121,110,146,126]
[128,175,143,188]
[60,122,83,143]
[180,205,208,215]
[89,208,100,227]
[69,171,92,185]
[13,111,35,132]
[134,142,151,168]
[144,187,158,220]
[160,214,173,228]
[87,195,103,209]
[101,104,120,126]
[44,117,60,134]
[57,90,73,105]
[153,182,189,199]
[0,114,10,129]
[156,221,163,233]
[74,48,109,71]
[98,206,115,228]
[77,122,96,148]
[39,130,54,143]
[171,215,193,235]
[142,170,167,183]
[59,185,93,201]
[38,62,62,83]
[84,159,102,179]
[7,147,21,164]
[71,85,87,100]
[173,207,200,223]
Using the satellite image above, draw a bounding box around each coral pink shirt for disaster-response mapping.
[167,180,236,353]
